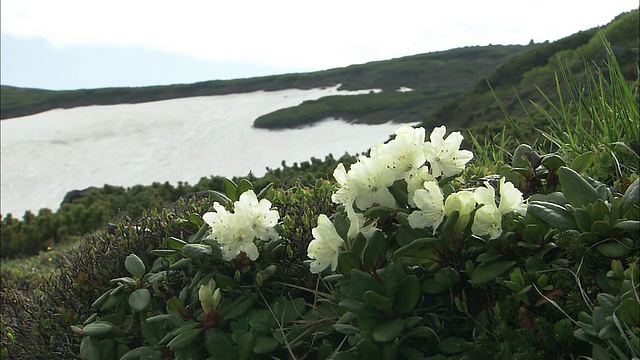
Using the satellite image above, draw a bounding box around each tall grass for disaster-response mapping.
[493,33,639,182]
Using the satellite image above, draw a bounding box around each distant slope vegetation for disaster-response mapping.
[1,10,637,134]
[432,10,639,142]
[252,45,532,128]
[0,45,530,120]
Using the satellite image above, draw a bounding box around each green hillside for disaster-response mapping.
[1,45,530,120]
[434,10,639,143]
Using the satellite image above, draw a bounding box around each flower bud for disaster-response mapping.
[198,279,217,313]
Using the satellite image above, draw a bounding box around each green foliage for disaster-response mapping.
[433,9,638,148]
[0,154,348,259]
[1,11,638,360]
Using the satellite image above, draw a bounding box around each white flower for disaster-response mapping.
[234,190,280,241]
[497,178,527,215]
[408,181,445,229]
[348,156,396,210]
[203,202,232,236]
[471,204,503,239]
[424,126,474,177]
[444,191,476,217]
[373,126,427,179]
[331,163,357,206]
[345,202,379,240]
[405,166,435,207]
[473,181,496,207]
[470,178,527,239]
[444,190,476,232]
[307,215,346,273]
[202,190,280,262]
[217,212,260,261]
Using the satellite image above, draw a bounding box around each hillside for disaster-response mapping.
[1,45,531,120]
[431,10,639,143]
[2,11,637,131]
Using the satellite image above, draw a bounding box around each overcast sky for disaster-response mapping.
[1,0,636,90]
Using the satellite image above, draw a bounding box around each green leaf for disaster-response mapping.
[82,321,117,337]
[128,289,151,312]
[392,237,441,265]
[356,338,381,360]
[540,154,566,173]
[125,254,146,278]
[471,260,516,285]
[188,214,204,229]
[510,267,525,288]
[205,329,234,358]
[382,261,406,298]
[236,179,254,197]
[167,328,202,351]
[333,214,350,241]
[208,190,232,207]
[372,318,405,343]
[574,208,592,232]
[120,346,162,360]
[256,182,274,200]
[570,151,594,173]
[620,178,639,217]
[253,336,279,354]
[363,206,396,221]
[91,289,113,309]
[338,251,360,275]
[339,299,381,318]
[363,291,393,313]
[220,296,253,322]
[188,221,211,243]
[271,297,306,323]
[167,236,187,250]
[169,257,193,269]
[421,278,449,294]
[438,336,466,354]
[512,144,535,171]
[237,332,256,360]
[591,221,611,237]
[351,268,383,300]
[350,232,367,259]
[166,297,186,316]
[596,238,633,258]
[527,201,578,230]
[613,220,640,233]
[597,324,618,340]
[476,253,502,263]
[223,178,238,201]
[182,244,212,259]
[333,324,360,335]
[617,298,640,326]
[149,249,179,257]
[529,192,567,205]
[80,337,105,360]
[362,230,388,270]
[558,166,600,208]
[249,310,275,333]
[389,179,409,206]
[395,275,420,312]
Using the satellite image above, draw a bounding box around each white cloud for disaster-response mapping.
[1,0,636,71]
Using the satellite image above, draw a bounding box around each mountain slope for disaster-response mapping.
[1,45,530,120]
[430,10,639,143]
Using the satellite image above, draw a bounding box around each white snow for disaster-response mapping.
[1,85,412,216]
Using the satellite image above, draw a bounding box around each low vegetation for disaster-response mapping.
[1,44,530,120]
[1,11,639,360]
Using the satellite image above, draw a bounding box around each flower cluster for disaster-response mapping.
[203,190,279,261]
[308,125,475,273]
[307,125,529,273]
[472,178,528,239]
